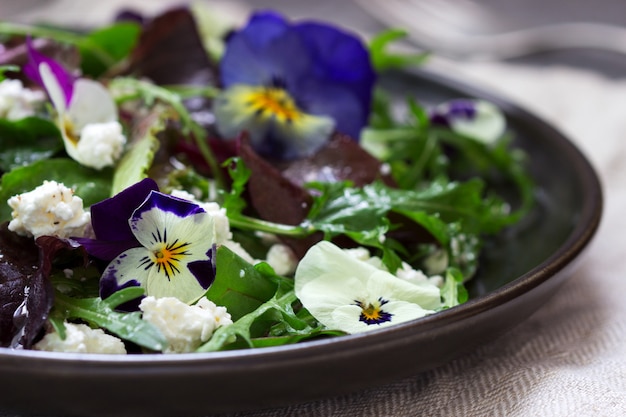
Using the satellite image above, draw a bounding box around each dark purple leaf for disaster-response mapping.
[239,138,321,259]
[13,236,88,349]
[0,223,39,347]
[126,8,219,87]
[280,133,396,188]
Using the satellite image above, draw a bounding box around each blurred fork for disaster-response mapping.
[355,0,626,60]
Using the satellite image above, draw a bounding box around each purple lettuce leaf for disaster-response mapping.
[0,223,39,347]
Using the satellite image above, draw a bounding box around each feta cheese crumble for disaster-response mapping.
[0,79,45,120]
[139,296,232,353]
[266,243,297,276]
[8,180,91,238]
[170,189,232,244]
[74,121,126,170]
[33,322,127,354]
[342,245,443,287]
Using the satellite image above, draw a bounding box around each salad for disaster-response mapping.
[0,5,533,354]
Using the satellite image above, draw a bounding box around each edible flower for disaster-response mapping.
[294,241,442,334]
[25,39,126,169]
[430,99,505,144]
[79,179,218,303]
[213,11,376,160]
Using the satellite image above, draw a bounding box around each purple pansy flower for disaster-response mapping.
[79,179,218,304]
[25,39,126,169]
[213,11,376,160]
[429,99,506,144]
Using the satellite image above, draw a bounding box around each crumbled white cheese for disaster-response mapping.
[139,296,232,354]
[423,248,449,275]
[379,163,391,176]
[0,79,45,120]
[8,180,91,239]
[343,247,371,262]
[396,262,444,287]
[224,240,256,264]
[266,243,298,276]
[170,189,232,244]
[33,322,127,354]
[75,121,126,170]
[342,246,385,269]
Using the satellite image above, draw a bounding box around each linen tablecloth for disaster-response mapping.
[2,1,626,416]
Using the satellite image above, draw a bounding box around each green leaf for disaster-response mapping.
[110,77,225,188]
[369,29,429,72]
[0,158,112,222]
[0,117,63,172]
[78,22,141,77]
[221,157,251,216]
[51,289,167,351]
[206,245,279,321]
[0,65,19,81]
[111,111,163,195]
[440,267,469,308]
[199,282,334,352]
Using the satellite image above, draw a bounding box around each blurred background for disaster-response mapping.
[4,0,626,77]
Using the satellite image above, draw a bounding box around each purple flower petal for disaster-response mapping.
[430,99,478,126]
[76,178,158,261]
[188,244,217,289]
[92,178,158,242]
[220,12,311,88]
[24,37,76,108]
[429,99,505,144]
[131,190,206,221]
[294,22,376,117]
[218,11,376,158]
[73,237,142,262]
[99,271,142,311]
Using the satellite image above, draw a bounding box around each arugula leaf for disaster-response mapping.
[51,288,167,352]
[309,179,512,238]
[0,159,112,222]
[440,267,469,308]
[0,117,63,172]
[110,77,224,188]
[369,29,429,72]
[199,281,341,352]
[220,157,251,216]
[206,245,279,321]
[111,109,164,195]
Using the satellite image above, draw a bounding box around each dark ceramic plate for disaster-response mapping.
[0,68,602,417]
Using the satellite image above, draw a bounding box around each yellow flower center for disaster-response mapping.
[244,87,303,123]
[149,239,191,280]
[355,298,393,325]
[62,116,80,145]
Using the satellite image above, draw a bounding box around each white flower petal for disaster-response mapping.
[295,241,443,334]
[67,78,117,131]
[103,247,153,289]
[38,62,67,114]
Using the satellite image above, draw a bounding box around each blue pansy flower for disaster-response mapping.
[213,10,376,160]
[78,179,217,304]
